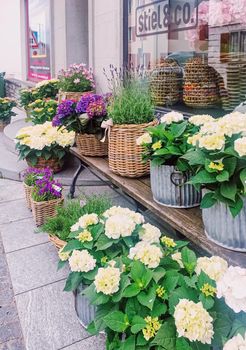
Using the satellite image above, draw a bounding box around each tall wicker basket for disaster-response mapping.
[31,197,64,226]
[23,183,32,210]
[108,121,156,178]
[27,157,64,174]
[76,133,108,157]
[58,91,93,103]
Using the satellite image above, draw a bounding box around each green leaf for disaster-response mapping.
[229,196,244,217]
[82,268,98,281]
[136,333,148,346]
[151,319,176,350]
[104,311,129,332]
[216,170,229,182]
[123,283,141,298]
[63,272,83,291]
[121,335,136,350]
[181,150,206,166]
[96,234,114,251]
[164,271,180,293]
[131,316,146,334]
[176,338,193,350]
[223,157,237,177]
[169,287,198,315]
[183,275,198,289]
[220,182,237,202]
[137,284,156,310]
[112,275,131,302]
[181,247,197,274]
[170,121,188,138]
[83,283,109,305]
[152,299,167,317]
[212,312,231,347]
[62,239,83,252]
[199,294,214,310]
[57,260,67,270]
[153,267,166,283]
[189,170,217,184]
[197,271,216,289]
[200,192,217,209]
[240,168,246,193]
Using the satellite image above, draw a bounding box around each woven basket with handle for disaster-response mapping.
[0,118,10,132]
[27,157,63,174]
[48,235,66,250]
[23,182,32,210]
[108,120,156,178]
[31,197,64,226]
[76,133,108,157]
[58,91,93,103]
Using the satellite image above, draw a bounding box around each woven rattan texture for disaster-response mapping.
[31,197,64,226]
[27,157,63,173]
[76,133,108,157]
[49,235,66,250]
[23,183,32,210]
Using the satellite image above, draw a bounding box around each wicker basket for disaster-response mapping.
[23,183,32,210]
[27,157,64,174]
[58,91,93,103]
[76,133,108,157]
[108,120,156,178]
[0,118,10,132]
[48,235,66,250]
[31,197,64,227]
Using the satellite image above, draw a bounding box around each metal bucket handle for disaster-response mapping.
[170,170,187,186]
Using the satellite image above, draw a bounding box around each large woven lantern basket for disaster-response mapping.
[27,157,64,174]
[58,91,94,103]
[75,133,108,157]
[31,197,64,226]
[108,120,156,178]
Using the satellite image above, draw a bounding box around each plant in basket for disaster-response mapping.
[15,121,75,172]
[27,98,58,124]
[23,167,53,209]
[31,177,63,226]
[181,111,246,251]
[0,97,17,131]
[137,113,214,207]
[34,79,59,99]
[19,89,36,111]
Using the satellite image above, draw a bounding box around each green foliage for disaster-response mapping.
[58,64,94,92]
[26,99,58,124]
[0,97,17,121]
[108,80,154,125]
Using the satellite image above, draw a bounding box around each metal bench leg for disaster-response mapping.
[68,160,84,199]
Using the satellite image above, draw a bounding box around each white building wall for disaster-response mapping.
[0,0,23,79]
[88,0,123,93]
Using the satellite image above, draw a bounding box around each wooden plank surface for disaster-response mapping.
[71,147,246,267]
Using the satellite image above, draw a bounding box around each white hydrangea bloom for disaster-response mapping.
[105,214,136,239]
[217,266,246,313]
[136,132,152,146]
[174,299,214,344]
[94,266,121,295]
[223,332,246,350]
[160,111,184,125]
[68,250,96,273]
[78,213,99,229]
[58,248,70,261]
[171,252,184,268]
[189,114,214,126]
[139,223,161,243]
[129,241,163,268]
[234,137,246,157]
[70,222,80,232]
[195,256,228,282]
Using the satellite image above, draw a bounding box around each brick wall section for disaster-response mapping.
[5,79,34,102]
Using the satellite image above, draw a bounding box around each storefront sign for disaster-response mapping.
[135,0,198,37]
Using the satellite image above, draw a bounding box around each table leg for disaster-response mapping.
[68,160,84,199]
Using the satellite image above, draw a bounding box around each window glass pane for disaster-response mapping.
[128,0,246,116]
[26,0,51,81]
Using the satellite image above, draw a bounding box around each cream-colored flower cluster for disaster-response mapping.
[76,230,93,243]
[174,299,214,344]
[16,122,75,150]
[195,256,228,282]
[94,266,121,295]
[234,137,246,157]
[105,214,136,239]
[103,206,145,225]
[58,248,70,261]
[171,252,184,268]
[68,249,96,273]
[160,111,184,125]
[136,132,152,146]
[35,79,59,88]
[128,241,163,268]
[223,332,246,350]
[139,223,161,243]
[189,114,214,126]
[70,213,99,232]
[217,266,246,313]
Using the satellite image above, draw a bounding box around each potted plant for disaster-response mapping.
[15,121,75,173]
[22,167,53,209]
[31,177,63,226]
[27,98,58,124]
[107,79,156,177]
[57,63,95,102]
[52,93,110,156]
[137,112,210,207]
[0,97,17,131]
[182,112,246,251]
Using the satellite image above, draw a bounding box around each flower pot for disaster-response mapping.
[76,133,108,157]
[58,91,93,103]
[150,164,201,208]
[0,118,10,132]
[31,197,64,226]
[74,283,96,328]
[109,120,156,178]
[48,235,66,250]
[27,157,64,174]
[23,182,32,210]
[202,191,246,252]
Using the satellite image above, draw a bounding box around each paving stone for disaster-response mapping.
[61,335,105,350]
[0,200,32,225]
[6,242,69,295]
[0,218,49,253]
[15,280,89,350]
[0,338,26,350]
[0,321,23,344]
[0,180,24,202]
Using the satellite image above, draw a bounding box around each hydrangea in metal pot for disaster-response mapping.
[138,112,206,208]
[183,112,246,251]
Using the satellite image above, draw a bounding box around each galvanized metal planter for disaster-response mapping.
[74,283,96,328]
[150,164,201,208]
[202,191,246,252]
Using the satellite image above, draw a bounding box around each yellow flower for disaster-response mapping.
[143,317,161,341]
[187,133,201,146]
[152,140,162,150]
[34,99,42,103]
[161,236,176,248]
[58,248,70,261]
[200,283,216,297]
[76,229,93,242]
[208,161,224,172]
[101,256,108,264]
[48,108,54,113]
[34,107,44,113]
[156,286,166,298]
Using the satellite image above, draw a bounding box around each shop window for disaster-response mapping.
[25,0,51,81]
[126,0,246,116]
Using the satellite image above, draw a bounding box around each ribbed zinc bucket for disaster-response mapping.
[150,164,201,208]
[202,191,246,252]
[74,283,96,328]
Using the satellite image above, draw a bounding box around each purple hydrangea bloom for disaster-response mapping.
[86,99,107,118]
[52,115,62,127]
[56,100,76,119]
[76,93,102,114]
